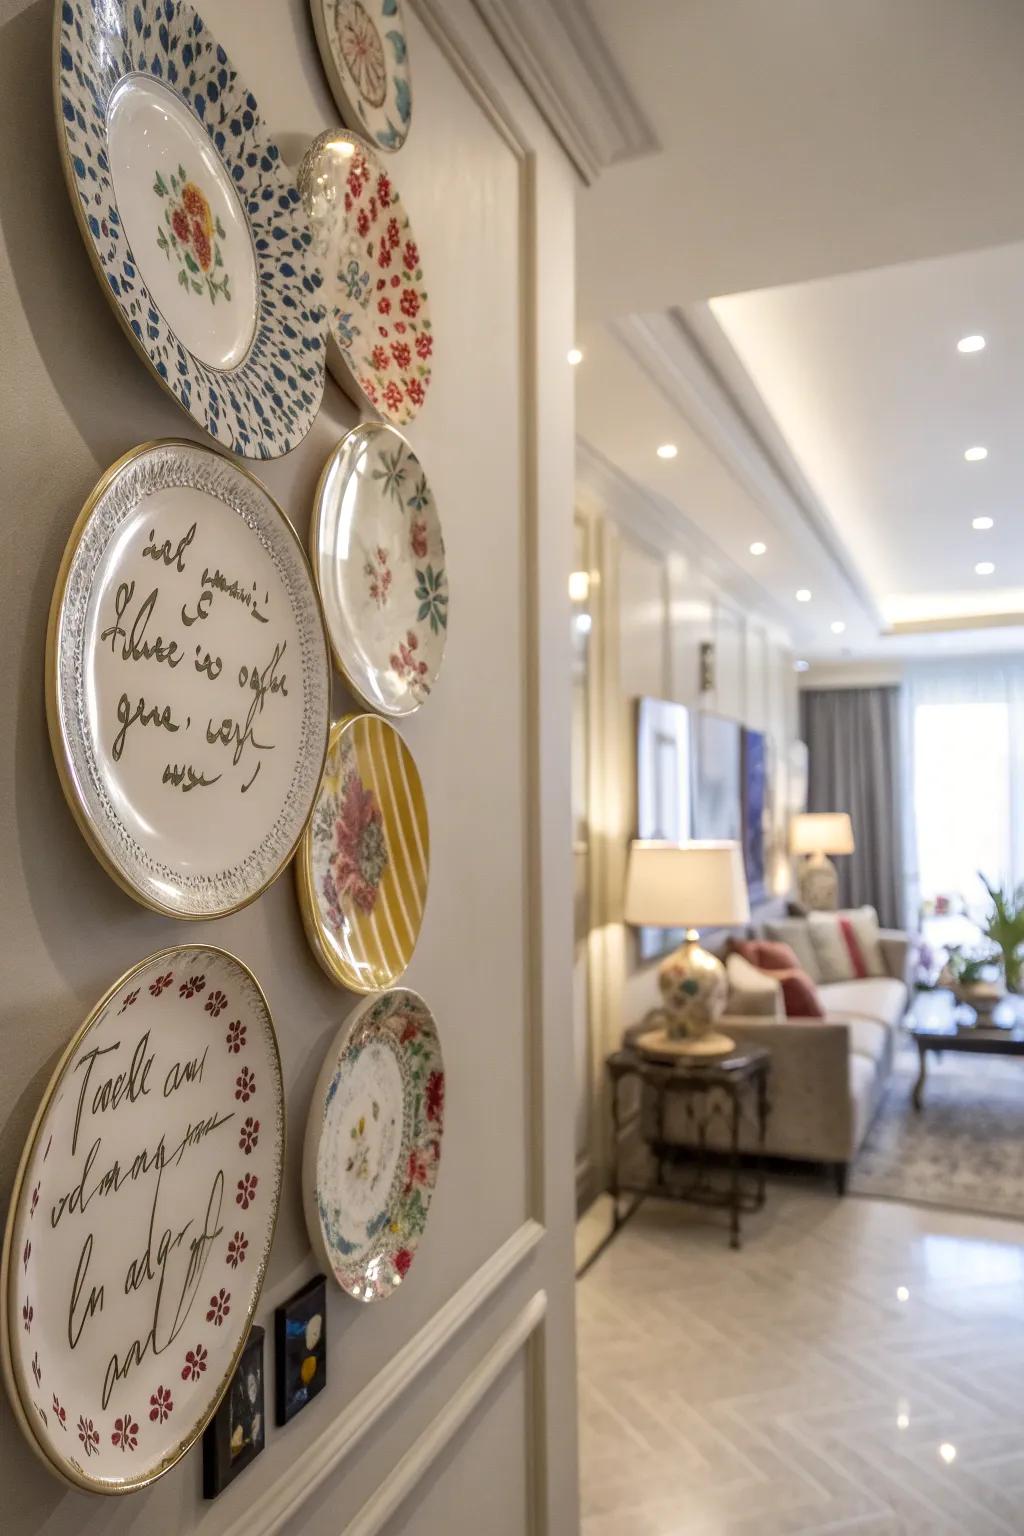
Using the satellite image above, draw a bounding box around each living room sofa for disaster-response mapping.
[641,917,912,1193]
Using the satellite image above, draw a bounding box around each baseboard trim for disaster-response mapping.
[220,1220,545,1536]
[343,1291,549,1536]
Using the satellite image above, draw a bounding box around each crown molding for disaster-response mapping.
[610,308,886,631]
[470,0,659,182]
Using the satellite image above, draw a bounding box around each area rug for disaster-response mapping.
[850,1044,1024,1221]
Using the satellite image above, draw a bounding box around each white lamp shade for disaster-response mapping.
[624,840,750,928]
[790,812,855,856]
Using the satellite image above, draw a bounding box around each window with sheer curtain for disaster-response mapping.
[902,659,1024,946]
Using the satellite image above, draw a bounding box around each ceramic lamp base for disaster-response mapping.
[798,853,839,912]
[637,1027,736,1062]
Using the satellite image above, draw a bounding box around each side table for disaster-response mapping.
[602,1043,770,1258]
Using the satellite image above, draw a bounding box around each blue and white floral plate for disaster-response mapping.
[54,0,326,458]
[310,0,413,152]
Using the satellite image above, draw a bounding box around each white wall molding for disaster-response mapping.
[219,1222,544,1536]
[342,1291,548,1536]
[470,0,658,182]
[576,436,795,643]
[611,309,884,630]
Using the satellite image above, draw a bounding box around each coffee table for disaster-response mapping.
[905,988,1024,1109]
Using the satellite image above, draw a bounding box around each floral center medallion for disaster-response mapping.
[336,0,388,107]
[106,74,259,371]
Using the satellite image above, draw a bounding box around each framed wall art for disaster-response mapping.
[303,989,444,1303]
[635,697,691,961]
[741,726,769,905]
[275,1276,326,1425]
[310,0,413,151]
[298,130,432,424]
[691,712,742,844]
[311,423,448,716]
[0,947,284,1494]
[47,440,331,919]
[202,1325,265,1497]
[296,714,429,992]
[55,0,326,458]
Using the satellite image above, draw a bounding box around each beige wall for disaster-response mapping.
[574,465,798,1195]
[0,0,579,1532]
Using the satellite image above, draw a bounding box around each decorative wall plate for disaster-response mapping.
[55,0,326,458]
[303,989,444,1301]
[298,130,432,424]
[312,424,448,715]
[310,0,413,152]
[297,714,429,991]
[47,440,330,918]
[0,946,284,1494]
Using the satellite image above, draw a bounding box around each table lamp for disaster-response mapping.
[790,812,854,912]
[624,840,751,1060]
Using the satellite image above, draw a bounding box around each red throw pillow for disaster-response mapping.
[771,966,825,1018]
[754,940,801,973]
[729,938,761,965]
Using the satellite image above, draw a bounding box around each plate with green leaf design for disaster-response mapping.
[303,989,444,1302]
[311,423,448,716]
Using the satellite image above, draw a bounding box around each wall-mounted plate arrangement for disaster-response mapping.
[310,0,413,152]
[0,946,284,1493]
[303,988,444,1302]
[47,440,330,918]
[297,714,429,991]
[311,423,448,715]
[55,0,326,458]
[298,129,432,424]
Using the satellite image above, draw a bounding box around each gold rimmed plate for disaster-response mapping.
[0,946,284,1493]
[296,714,429,991]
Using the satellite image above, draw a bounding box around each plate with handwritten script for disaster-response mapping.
[311,423,448,715]
[0,946,284,1493]
[303,988,444,1302]
[47,440,331,918]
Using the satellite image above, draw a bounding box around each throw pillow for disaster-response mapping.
[764,919,821,980]
[839,906,886,978]
[808,912,856,982]
[771,966,826,1019]
[753,939,802,972]
[725,953,784,1019]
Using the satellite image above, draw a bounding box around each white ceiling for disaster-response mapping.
[569,0,1024,666]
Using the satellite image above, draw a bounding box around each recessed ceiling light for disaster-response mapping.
[897,1413,910,1430]
[964,446,988,462]
[567,347,583,366]
[830,620,846,635]
[794,660,810,673]
[975,561,995,576]
[972,515,994,530]
[795,588,811,603]
[656,443,678,460]
[896,1286,910,1302]
[939,1443,957,1466]
[575,613,592,635]
[749,541,767,556]
[957,334,986,353]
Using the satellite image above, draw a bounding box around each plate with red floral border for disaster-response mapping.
[0,945,284,1493]
[298,130,432,424]
[296,713,429,992]
[303,988,444,1302]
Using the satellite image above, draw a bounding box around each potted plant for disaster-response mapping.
[942,944,1003,1019]
[980,875,1024,994]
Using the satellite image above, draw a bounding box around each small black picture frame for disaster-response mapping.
[203,1324,265,1498]
[275,1274,327,1425]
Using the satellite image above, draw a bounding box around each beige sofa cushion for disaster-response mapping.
[846,1016,888,1066]
[764,919,821,981]
[808,912,857,981]
[841,907,887,977]
[849,1052,879,1150]
[819,977,907,1030]
[725,953,784,1019]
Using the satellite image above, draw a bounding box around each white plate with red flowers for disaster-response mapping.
[311,424,448,716]
[0,946,284,1493]
[311,0,413,152]
[303,988,444,1302]
[296,714,429,992]
[298,130,432,424]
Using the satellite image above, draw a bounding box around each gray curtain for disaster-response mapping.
[799,686,905,929]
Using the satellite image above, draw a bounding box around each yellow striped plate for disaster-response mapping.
[297,715,429,991]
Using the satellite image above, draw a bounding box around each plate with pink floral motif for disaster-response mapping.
[296,714,429,992]
[312,424,448,716]
[0,945,283,1493]
[310,0,413,152]
[303,988,444,1302]
[298,130,432,424]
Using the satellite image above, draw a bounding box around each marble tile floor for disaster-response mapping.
[576,1183,1024,1535]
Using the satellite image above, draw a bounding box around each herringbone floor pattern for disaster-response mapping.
[577,1185,1024,1535]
